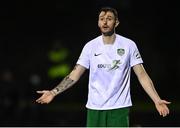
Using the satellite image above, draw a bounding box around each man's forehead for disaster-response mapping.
[99,11,114,17]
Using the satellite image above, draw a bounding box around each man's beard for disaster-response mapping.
[100,22,116,36]
[102,29,115,36]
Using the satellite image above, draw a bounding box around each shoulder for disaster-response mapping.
[83,35,101,48]
[116,34,136,45]
[116,34,138,48]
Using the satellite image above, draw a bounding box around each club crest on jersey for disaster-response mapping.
[117,49,125,56]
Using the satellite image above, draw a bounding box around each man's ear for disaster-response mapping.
[98,21,100,28]
[115,20,119,27]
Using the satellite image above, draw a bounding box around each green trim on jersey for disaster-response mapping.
[86,107,130,127]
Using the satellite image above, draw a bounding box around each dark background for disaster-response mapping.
[0,0,179,127]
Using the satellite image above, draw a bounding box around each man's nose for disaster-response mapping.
[103,19,107,24]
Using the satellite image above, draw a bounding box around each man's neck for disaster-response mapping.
[102,33,116,45]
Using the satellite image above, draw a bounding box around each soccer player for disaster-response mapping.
[36,7,171,127]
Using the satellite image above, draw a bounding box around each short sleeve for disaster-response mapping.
[76,43,91,69]
[130,41,143,67]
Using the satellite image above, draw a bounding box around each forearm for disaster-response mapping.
[50,75,76,96]
[139,74,161,104]
[50,64,86,96]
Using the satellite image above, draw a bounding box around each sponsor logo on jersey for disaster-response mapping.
[135,52,141,59]
[97,64,111,68]
[94,53,102,56]
[97,60,121,71]
[109,60,121,71]
[117,48,125,56]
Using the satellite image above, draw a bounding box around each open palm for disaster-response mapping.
[36,90,55,104]
[155,99,171,117]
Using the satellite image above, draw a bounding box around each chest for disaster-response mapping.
[90,45,130,71]
[92,45,129,63]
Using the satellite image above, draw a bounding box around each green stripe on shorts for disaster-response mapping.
[86,107,129,127]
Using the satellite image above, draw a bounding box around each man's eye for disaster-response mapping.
[107,18,112,21]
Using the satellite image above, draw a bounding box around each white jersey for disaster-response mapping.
[77,34,143,110]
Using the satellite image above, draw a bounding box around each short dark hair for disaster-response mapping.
[99,7,118,20]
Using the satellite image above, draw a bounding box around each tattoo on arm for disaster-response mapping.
[73,64,79,71]
[51,76,75,96]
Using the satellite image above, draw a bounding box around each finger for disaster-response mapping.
[162,110,166,117]
[36,91,44,94]
[36,96,44,102]
[158,106,169,117]
[37,100,45,104]
[167,108,170,114]
[165,107,170,115]
[164,106,169,115]
[38,100,48,104]
[39,101,45,104]
[161,100,171,104]
[163,108,170,117]
[163,110,167,117]
[36,98,42,103]
[36,100,42,104]
[158,110,162,116]
[36,96,49,104]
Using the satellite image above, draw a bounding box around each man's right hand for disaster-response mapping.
[36,90,55,104]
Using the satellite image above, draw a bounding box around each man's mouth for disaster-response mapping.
[102,26,109,30]
[103,26,108,28]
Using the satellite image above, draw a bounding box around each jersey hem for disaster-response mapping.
[76,62,89,69]
[85,104,132,110]
[131,62,143,67]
